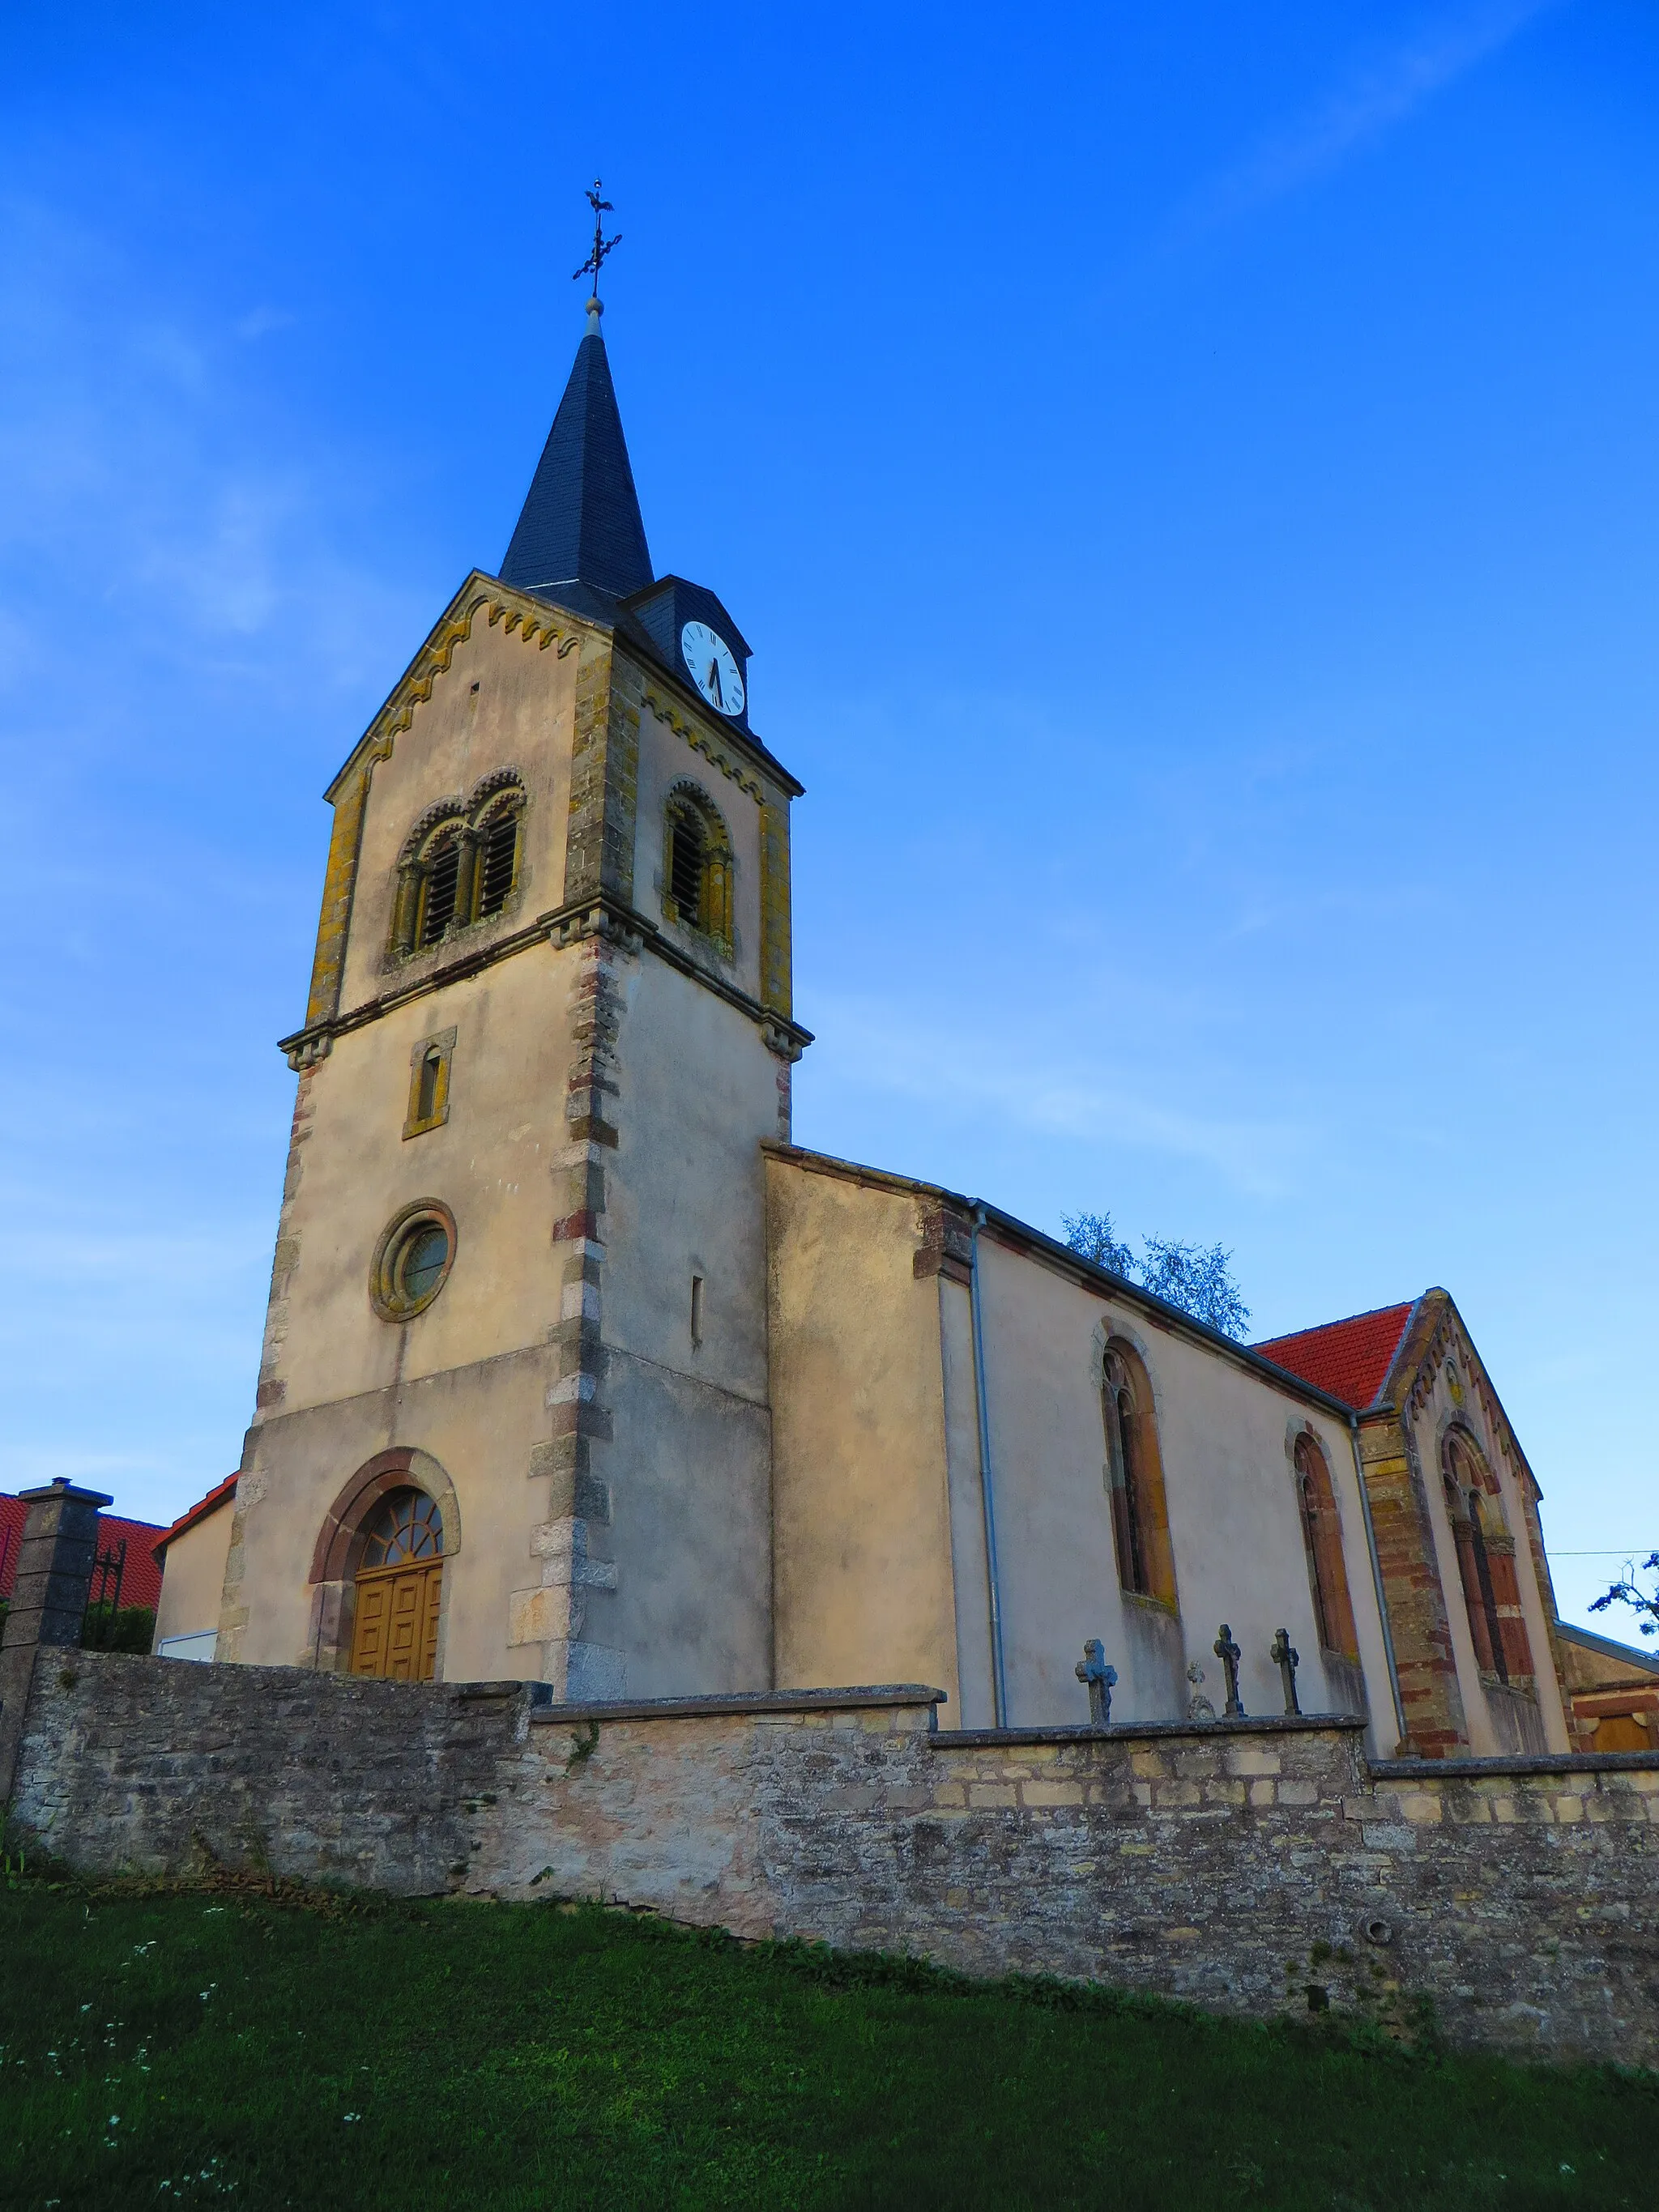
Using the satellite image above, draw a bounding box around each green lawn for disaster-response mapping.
[0,1875,1651,2209]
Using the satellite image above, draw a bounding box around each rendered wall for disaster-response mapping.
[11,1652,1658,2065]
[763,1155,1397,1745]
[971,1233,1392,1737]
[231,595,800,1696]
[765,1161,962,1707]
[151,1507,233,1653]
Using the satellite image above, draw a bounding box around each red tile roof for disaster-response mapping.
[152,1475,239,1562]
[1252,1300,1418,1412]
[0,1494,166,1613]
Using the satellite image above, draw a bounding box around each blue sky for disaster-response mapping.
[2,1,1655,1630]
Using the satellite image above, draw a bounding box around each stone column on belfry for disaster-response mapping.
[0,1479,113,1805]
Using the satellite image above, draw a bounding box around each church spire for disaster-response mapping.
[497,282,654,618]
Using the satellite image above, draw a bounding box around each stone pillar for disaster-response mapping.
[0,1480,112,1804]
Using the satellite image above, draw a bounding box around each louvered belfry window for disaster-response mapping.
[395,781,526,959]
[663,788,733,953]
[419,831,462,945]
[477,802,522,918]
[669,806,706,924]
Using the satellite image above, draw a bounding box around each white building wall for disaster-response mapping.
[971,1235,1396,1747]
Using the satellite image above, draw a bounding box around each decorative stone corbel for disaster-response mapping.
[549,906,643,955]
[284,1032,333,1072]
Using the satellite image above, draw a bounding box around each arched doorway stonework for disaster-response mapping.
[305,1448,461,1678]
[350,1490,445,1679]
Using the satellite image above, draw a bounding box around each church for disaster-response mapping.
[152,284,1606,1766]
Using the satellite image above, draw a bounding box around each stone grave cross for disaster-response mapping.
[1074,1639,1118,1728]
[1213,1623,1245,1716]
[1270,1627,1301,1715]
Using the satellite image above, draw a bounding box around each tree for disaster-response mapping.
[1589,1552,1659,1643]
[1138,1236,1252,1340]
[1059,1210,1137,1277]
[1060,1213,1251,1340]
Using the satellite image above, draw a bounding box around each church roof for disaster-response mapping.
[1252,1300,1418,1411]
[151,1473,239,1561]
[498,309,654,618]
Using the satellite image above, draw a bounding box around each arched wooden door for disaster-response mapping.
[349,1489,444,1681]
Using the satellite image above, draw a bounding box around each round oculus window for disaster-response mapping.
[370,1200,456,1322]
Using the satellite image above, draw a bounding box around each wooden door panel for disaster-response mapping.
[385,1574,424,1680]
[419,1565,442,1680]
[352,1562,443,1682]
[351,1578,392,1676]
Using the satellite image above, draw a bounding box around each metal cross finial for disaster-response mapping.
[574,178,622,304]
[1075,1638,1118,1728]
[1270,1627,1302,1715]
[1213,1623,1245,1717]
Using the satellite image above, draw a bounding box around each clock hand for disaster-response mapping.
[706,658,723,710]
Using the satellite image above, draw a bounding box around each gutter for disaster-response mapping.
[969,1204,1010,1728]
[1350,1412,1406,1751]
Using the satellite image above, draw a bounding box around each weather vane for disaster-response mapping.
[574,179,621,307]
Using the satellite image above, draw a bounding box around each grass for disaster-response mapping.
[0,1876,1653,2209]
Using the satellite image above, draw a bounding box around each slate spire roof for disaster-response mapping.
[499,305,654,620]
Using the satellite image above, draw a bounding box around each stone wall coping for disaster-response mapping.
[940,1713,1368,1750]
[526,1684,948,1726]
[1375,1750,1659,1780]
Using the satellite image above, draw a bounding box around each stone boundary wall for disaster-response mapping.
[6,1652,1657,2065]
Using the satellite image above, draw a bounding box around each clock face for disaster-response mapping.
[680,621,745,718]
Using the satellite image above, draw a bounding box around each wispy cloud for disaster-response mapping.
[235,305,296,342]
[0,193,417,688]
[807,991,1310,1197]
[1183,0,1567,231]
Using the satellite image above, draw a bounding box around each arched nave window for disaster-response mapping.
[1442,1432,1534,1686]
[1293,1434,1359,1662]
[1102,1342,1177,1609]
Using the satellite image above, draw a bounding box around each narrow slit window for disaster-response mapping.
[403,1028,455,1140]
[416,1049,442,1125]
[690,1272,705,1348]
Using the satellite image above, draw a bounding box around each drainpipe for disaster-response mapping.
[969,1204,1010,1729]
[1350,1413,1405,1750]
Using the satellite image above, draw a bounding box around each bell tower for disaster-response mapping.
[217,283,809,1698]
